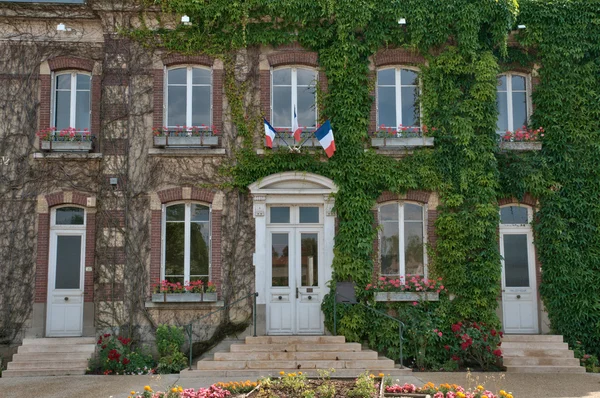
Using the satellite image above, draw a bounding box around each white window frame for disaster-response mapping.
[51,205,87,229]
[378,202,428,279]
[270,66,318,131]
[376,66,421,131]
[164,65,213,129]
[51,71,91,132]
[161,202,212,283]
[497,72,532,133]
[499,204,533,227]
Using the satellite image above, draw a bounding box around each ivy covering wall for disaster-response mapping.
[134,0,600,359]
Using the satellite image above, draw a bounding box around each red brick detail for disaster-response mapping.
[498,194,536,207]
[99,210,125,228]
[152,69,164,128]
[376,190,431,204]
[373,48,425,67]
[91,76,101,142]
[35,213,50,303]
[149,210,162,289]
[71,192,89,207]
[85,213,95,302]
[45,192,64,207]
[260,70,271,118]
[48,56,94,73]
[369,71,377,133]
[157,188,183,203]
[212,69,224,134]
[39,75,51,131]
[162,54,213,67]
[190,187,215,203]
[267,51,319,68]
[211,210,223,298]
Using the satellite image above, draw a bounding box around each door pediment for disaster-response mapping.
[249,172,338,196]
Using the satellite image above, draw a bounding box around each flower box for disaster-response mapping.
[151,293,202,303]
[374,291,439,302]
[203,292,217,302]
[371,137,434,148]
[153,136,219,148]
[499,141,542,151]
[40,140,93,152]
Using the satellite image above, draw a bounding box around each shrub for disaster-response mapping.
[347,372,377,398]
[155,324,188,374]
[447,321,503,370]
[89,334,155,375]
[572,340,600,373]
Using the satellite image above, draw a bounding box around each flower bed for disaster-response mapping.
[384,382,514,398]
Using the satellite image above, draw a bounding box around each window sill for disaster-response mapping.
[374,292,439,302]
[371,137,435,148]
[498,141,542,151]
[148,148,226,157]
[145,300,224,309]
[153,136,219,148]
[33,152,103,160]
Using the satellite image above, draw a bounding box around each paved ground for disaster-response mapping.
[0,372,599,398]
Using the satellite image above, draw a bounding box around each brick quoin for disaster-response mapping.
[38,75,51,131]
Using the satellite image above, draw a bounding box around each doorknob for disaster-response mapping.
[64,297,69,301]
[278,296,282,300]
[308,296,312,300]
[296,287,299,299]
[516,295,521,299]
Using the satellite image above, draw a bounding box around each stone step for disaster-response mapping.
[197,358,395,371]
[501,342,569,349]
[181,367,412,378]
[11,352,93,361]
[214,350,378,361]
[501,348,574,358]
[7,360,89,370]
[18,344,96,353]
[502,334,563,343]
[230,343,362,352]
[245,336,346,345]
[503,357,581,366]
[506,365,586,373]
[22,337,96,345]
[1,368,87,377]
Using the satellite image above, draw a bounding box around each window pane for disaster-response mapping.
[55,207,84,225]
[55,91,71,130]
[273,69,291,85]
[301,233,318,287]
[401,69,418,86]
[272,233,289,286]
[165,223,185,278]
[192,68,210,85]
[500,206,528,224]
[167,86,187,126]
[166,204,185,221]
[404,204,422,221]
[377,69,395,86]
[55,235,81,289]
[297,69,316,86]
[378,86,396,127]
[168,68,187,85]
[512,92,527,130]
[191,204,209,222]
[380,204,398,221]
[76,74,90,90]
[503,234,530,287]
[75,90,90,131]
[401,86,418,126]
[190,222,210,277]
[404,222,424,276]
[496,91,508,132]
[297,85,316,128]
[56,74,71,90]
[381,222,399,275]
[497,75,507,91]
[270,207,290,223]
[512,75,526,91]
[299,207,319,223]
[273,86,291,127]
[192,86,211,127]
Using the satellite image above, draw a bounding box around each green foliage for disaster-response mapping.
[347,371,378,398]
[155,325,188,374]
[88,334,155,375]
[131,0,600,363]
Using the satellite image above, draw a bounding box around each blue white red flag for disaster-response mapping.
[292,106,302,142]
[314,120,336,158]
[264,118,276,148]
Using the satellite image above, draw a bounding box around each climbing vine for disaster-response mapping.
[131,0,600,362]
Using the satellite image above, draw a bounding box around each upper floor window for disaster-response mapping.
[497,73,529,133]
[163,202,211,284]
[52,206,86,227]
[377,67,420,130]
[379,202,426,278]
[272,67,317,131]
[53,72,91,132]
[166,66,212,130]
[500,205,531,225]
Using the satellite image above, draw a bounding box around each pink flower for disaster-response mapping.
[412,301,418,306]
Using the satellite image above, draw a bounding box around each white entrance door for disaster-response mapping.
[46,207,86,337]
[500,206,538,334]
[268,223,325,334]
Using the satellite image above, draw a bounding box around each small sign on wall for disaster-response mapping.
[85,267,92,272]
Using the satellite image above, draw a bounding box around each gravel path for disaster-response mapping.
[0,372,599,398]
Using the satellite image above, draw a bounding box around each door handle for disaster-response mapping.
[278,296,282,300]
[308,295,312,300]
[516,295,521,299]
[296,287,299,299]
[64,297,69,301]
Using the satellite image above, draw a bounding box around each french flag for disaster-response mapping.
[292,106,302,142]
[314,120,336,158]
[264,118,276,148]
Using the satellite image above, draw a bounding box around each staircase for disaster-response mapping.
[180,335,411,378]
[502,335,584,373]
[2,337,95,377]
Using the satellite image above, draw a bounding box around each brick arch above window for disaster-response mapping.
[498,194,537,208]
[162,54,214,68]
[156,187,216,204]
[48,56,95,73]
[44,191,96,208]
[376,190,431,205]
[267,51,319,68]
[373,48,425,68]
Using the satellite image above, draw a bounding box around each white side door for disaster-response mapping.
[295,229,324,334]
[46,230,85,337]
[267,229,295,334]
[500,229,538,334]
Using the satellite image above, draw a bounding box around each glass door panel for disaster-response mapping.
[503,234,530,287]
[272,233,290,287]
[300,233,318,287]
[55,235,82,289]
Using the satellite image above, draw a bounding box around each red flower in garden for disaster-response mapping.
[493,349,503,357]
[451,323,461,333]
[490,329,497,336]
[451,355,460,361]
[108,349,121,361]
[444,345,450,351]
[122,357,130,365]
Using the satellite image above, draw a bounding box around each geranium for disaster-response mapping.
[37,127,93,142]
[389,382,504,398]
[154,280,213,294]
[501,126,544,142]
[447,321,503,370]
[372,124,438,138]
[366,275,446,293]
